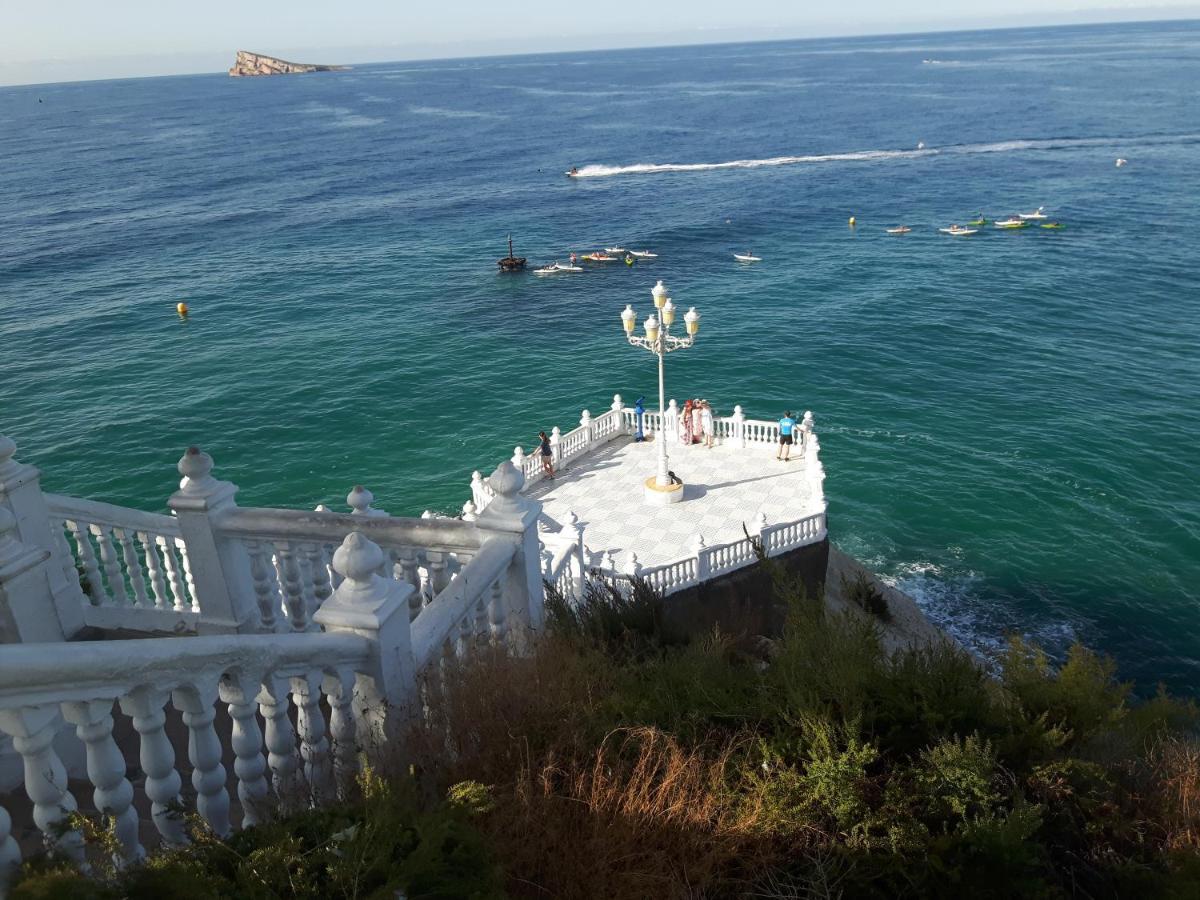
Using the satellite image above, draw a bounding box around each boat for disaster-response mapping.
[734,253,762,262]
[534,262,584,274]
[629,250,658,258]
[497,235,526,271]
[886,226,911,234]
[604,247,626,254]
[581,252,616,262]
[967,215,988,226]
[1018,206,1048,220]
[995,218,1028,229]
[1116,158,1128,167]
[939,226,978,236]
[1040,222,1066,230]
[566,166,580,178]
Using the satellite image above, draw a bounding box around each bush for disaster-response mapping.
[842,572,893,623]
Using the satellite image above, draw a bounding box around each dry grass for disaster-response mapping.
[1155,735,1200,850]
[485,726,776,899]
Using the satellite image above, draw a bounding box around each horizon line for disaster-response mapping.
[1,13,1198,90]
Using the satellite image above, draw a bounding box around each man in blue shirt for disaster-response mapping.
[777,411,797,461]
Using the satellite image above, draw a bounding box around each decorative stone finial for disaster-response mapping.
[754,513,768,535]
[512,446,525,467]
[580,410,592,427]
[550,426,561,441]
[802,411,814,426]
[461,500,478,522]
[489,460,524,498]
[624,552,641,576]
[177,446,215,494]
[692,533,707,553]
[347,485,374,515]
[315,504,331,513]
[611,394,624,411]
[332,532,383,586]
[421,510,434,519]
[667,399,678,413]
[733,405,744,417]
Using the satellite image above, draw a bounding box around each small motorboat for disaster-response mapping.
[886,226,911,234]
[629,250,658,258]
[1018,206,1048,220]
[1040,222,1066,230]
[581,252,616,262]
[566,166,580,178]
[1116,158,1128,167]
[734,252,762,262]
[534,262,583,274]
[939,226,978,236]
[604,246,626,254]
[995,218,1028,229]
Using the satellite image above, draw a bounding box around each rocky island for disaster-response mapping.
[228,50,349,77]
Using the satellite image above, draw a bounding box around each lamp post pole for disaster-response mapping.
[621,280,701,504]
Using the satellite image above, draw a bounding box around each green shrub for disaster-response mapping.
[545,575,684,658]
[842,572,893,623]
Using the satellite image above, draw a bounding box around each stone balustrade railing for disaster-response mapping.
[0,453,542,892]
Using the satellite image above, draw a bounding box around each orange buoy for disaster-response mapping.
[176,302,189,317]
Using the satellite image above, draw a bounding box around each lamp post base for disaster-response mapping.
[644,476,684,505]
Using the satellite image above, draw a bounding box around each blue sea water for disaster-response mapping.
[1,21,1198,691]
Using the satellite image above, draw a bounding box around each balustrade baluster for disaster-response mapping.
[61,699,143,863]
[275,542,308,632]
[0,803,19,895]
[137,532,170,609]
[474,595,489,649]
[291,674,332,802]
[119,687,186,845]
[112,528,149,607]
[323,672,359,798]
[302,543,333,621]
[397,548,421,593]
[51,519,84,603]
[175,538,199,611]
[218,676,270,828]
[488,578,507,644]
[257,677,303,810]
[90,524,129,604]
[157,536,189,612]
[0,706,85,863]
[68,519,104,604]
[426,550,449,595]
[171,685,231,837]
[455,614,472,659]
[246,539,280,632]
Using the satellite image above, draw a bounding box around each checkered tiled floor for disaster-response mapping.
[527,435,817,569]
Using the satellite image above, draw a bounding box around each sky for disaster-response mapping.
[1,0,1198,86]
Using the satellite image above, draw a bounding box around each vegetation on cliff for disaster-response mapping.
[10,563,1200,898]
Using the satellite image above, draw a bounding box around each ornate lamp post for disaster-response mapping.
[621,280,701,505]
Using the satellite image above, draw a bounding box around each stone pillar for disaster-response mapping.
[550,427,561,464]
[314,532,417,749]
[579,410,593,449]
[732,405,746,448]
[348,485,387,517]
[611,394,625,413]
[0,507,64,644]
[167,447,258,633]
[693,534,709,581]
[0,435,83,640]
[666,399,679,439]
[475,461,544,633]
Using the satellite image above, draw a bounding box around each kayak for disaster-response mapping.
[734,253,762,262]
[604,247,626,254]
[629,250,658,258]
[1019,207,1048,220]
[967,218,988,226]
[939,227,978,236]
[1040,222,1066,230]
[886,226,911,234]
[581,253,616,262]
[995,219,1028,229]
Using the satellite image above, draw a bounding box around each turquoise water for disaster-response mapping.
[1,22,1198,691]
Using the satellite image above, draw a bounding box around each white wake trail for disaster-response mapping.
[569,133,1200,178]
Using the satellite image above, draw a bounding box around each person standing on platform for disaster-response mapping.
[681,399,695,445]
[691,400,703,444]
[634,396,646,442]
[777,411,797,461]
[538,430,555,478]
[700,400,714,448]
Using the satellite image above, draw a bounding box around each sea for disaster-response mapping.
[1,21,1198,693]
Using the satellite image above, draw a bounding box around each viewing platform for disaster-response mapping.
[0,393,826,889]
